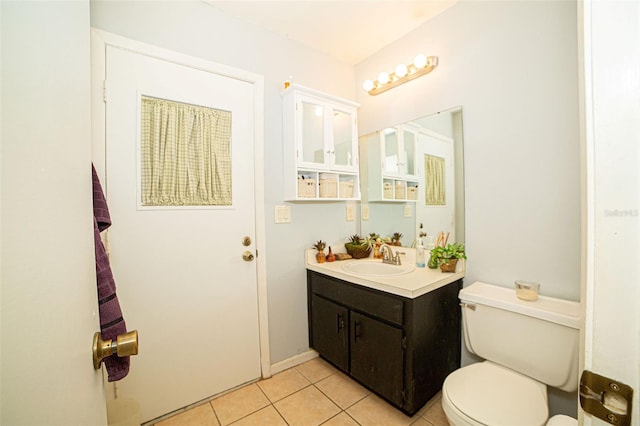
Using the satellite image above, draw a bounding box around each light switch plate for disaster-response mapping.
[404,205,412,218]
[361,205,370,221]
[275,205,291,224]
[346,205,355,222]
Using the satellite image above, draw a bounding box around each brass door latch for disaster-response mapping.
[93,330,139,370]
[580,370,633,426]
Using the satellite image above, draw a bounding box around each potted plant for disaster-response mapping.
[429,243,466,272]
[345,234,374,259]
[391,232,403,246]
[313,240,327,263]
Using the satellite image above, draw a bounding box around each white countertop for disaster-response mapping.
[305,248,465,299]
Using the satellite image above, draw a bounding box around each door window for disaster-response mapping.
[140,96,232,206]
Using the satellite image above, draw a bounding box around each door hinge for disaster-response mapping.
[580,370,633,426]
[102,80,107,103]
[401,389,406,403]
[401,336,407,350]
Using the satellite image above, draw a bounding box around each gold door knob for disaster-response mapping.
[242,251,255,262]
[93,330,138,370]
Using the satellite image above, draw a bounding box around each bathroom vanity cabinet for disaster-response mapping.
[282,84,360,201]
[307,270,462,415]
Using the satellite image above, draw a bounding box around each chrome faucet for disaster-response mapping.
[380,244,405,266]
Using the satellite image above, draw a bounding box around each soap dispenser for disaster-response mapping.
[415,238,425,268]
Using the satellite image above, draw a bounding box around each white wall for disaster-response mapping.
[355,0,580,417]
[356,1,581,301]
[90,0,359,364]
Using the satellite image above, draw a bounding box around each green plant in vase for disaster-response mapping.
[345,234,374,259]
[429,243,466,272]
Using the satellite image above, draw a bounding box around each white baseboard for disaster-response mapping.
[269,350,319,376]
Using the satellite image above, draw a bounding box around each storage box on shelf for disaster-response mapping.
[407,184,418,201]
[282,84,360,201]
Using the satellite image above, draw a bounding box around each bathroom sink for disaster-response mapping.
[342,260,415,277]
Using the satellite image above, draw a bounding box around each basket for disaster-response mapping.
[345,244,372,259]
[383,182,393,199]
[339,180,354,198]
[319,174,338,198]
[297,177,316,198]
[407,186,418,200]
[439,258,458,273]
[395,183,406,199]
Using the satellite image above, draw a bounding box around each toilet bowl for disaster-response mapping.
[441,282,580,426]
[442,361,557,426]
[442,362,578,426]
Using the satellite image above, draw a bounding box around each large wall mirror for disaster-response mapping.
[358,107,465,247]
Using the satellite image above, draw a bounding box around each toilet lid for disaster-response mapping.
[443,361,549,426]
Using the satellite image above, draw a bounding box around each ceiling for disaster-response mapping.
[204,1,457,64]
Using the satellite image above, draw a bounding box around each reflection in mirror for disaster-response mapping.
[301,101,324,163]
[358,107,465,247]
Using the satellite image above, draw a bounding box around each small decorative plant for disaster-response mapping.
[427,231,465,271]
[313,240,327,263]
[429,242,466,272]
[345,234,374,259]
[391,232,403,246]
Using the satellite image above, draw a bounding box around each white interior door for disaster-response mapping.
[580,1,639,424]
[104,45,261,422]
[2,3,107,425]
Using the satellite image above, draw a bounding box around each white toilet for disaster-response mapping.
[441,281,580,426]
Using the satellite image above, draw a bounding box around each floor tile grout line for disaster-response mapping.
[207,400,222,426]
[270,400,291,426]
[311,381,370,414]
[213,382,273,426]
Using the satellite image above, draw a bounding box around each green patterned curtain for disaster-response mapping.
[140,96,232,206]
[425,154,446,205]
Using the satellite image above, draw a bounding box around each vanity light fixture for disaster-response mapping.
[363,54,438,96]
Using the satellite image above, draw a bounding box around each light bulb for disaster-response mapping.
[413,54,427,69]
[378,72,390,85]
[363,80,374,91]
[395,64,408,78]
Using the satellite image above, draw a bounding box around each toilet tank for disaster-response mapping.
[460,281,580,392]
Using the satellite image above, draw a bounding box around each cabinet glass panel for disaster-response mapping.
[403,130,416,176]
[301,101,325,164]
[383,128,399,174]
[333,110,354,167]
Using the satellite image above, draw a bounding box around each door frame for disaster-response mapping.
[90,29,271,382]
[578,0,639,423]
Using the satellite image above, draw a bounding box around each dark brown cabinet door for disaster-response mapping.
[310,295,349,372]
[350,312,404,406]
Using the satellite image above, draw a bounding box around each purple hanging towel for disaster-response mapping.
[92,164,130,382]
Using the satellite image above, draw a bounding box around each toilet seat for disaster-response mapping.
[442,361,549,426]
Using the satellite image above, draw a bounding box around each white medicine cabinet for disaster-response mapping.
[282,84,360,201]
[360,125,420,202]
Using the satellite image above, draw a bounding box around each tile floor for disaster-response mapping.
[152,357,449,426]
